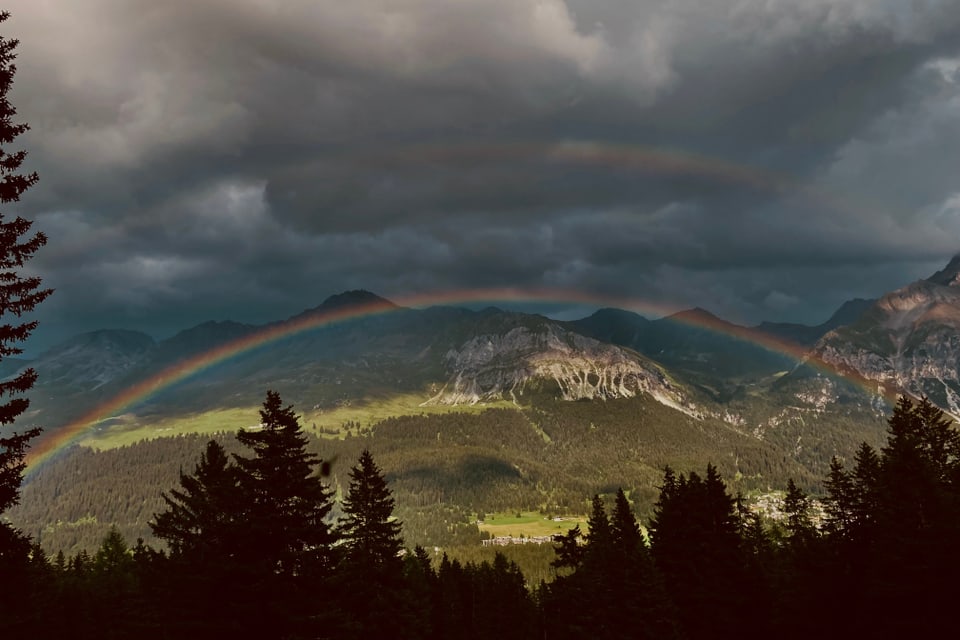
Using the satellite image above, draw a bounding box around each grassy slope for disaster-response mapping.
[80,394,517,449]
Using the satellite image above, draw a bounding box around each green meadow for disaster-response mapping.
[79,393,518,450]
[478,511,587,539]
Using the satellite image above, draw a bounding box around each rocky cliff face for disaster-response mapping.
[811,256,960,414]
[424,324,691,412]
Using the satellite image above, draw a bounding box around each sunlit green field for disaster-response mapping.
[79,393,518,450]
[478,511,587,539]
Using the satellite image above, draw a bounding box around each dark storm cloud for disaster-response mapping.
[4,0,960,351]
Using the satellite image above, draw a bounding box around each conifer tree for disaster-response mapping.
[823,457,855,539]
[234,390,337,578]
[584,494,612,557]
[337,449,409,638]
[550,524,584,570]
[608,488,680,640]
[609,488,643,552]
[150,439,242,560]
[0,9,52,534]
[782,478,815,545]
[851,442,881,536]
[339,448,404,568]
[868,396,960,635]
[93,526,134,575]
[151,440,254,638]
[0,17,52,631]
[649,465,748,639]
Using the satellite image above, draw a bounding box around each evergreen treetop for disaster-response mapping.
[150,439,242,559]
[339,448,404,568]
[233,390,336,576]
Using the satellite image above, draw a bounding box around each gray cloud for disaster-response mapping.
[3,0,960,351]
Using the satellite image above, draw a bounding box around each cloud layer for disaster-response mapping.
[5,0,960,350]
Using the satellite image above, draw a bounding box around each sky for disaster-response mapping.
[4,0,960,353]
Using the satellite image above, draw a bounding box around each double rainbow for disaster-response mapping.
[21,139,894,472]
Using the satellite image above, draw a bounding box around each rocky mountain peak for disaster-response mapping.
[811,256,960,413]
[872,280,960,329]
[927,253,960,288]
[425,323,691,412]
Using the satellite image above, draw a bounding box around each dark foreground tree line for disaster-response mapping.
[2,393,960,638]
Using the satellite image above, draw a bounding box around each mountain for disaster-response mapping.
[926,254,960,287]
[20,252,960,439]
[426,322,686,409]
[157,320,257,363]
[642,308,796,382]
[14,293,695,431]
[9,329,158,427]
[570,306,798,400]
[292,289,397,317]
[811,255,960,414]
[755,298,876,346]
[565,307,652,346]
[23,329,156,397]
[15,254,960,463]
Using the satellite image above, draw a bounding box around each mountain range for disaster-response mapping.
[13,255,960,441]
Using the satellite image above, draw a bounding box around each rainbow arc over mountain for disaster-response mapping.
[22,288,894,474]
[20,138,896,474]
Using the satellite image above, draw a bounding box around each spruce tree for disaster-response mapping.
[150,439,242,560]
[234,390,337,578]
[339,448,404,568]
[151,440,253,638]
[608,488,680,640]
[584,494,612,557]
[869,396,960,634]
[782,478,815,545]
[649,465,749,639]
[823,457,856,540]
[0,9,52,533]
[550,524,584,570]
[609,488,642,552]
[851,442,881,536]
[337,449,409,638]
[0,15,52,632]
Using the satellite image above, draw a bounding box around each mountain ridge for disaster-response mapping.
[811,263,960,414]
[13,253,960,439]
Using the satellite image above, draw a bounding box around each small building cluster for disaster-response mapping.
[481,535,555,546]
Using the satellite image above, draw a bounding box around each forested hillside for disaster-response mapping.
[9,391,882,557]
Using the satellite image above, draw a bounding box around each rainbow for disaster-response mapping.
[20,141,895,472]
[22,288,896,474]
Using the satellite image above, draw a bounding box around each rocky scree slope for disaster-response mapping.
[425,323,689,412]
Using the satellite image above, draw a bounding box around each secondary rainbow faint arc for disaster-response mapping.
[23,287,892,473]
[43,139,886,265]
